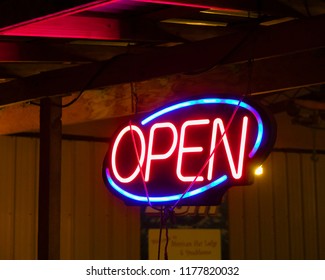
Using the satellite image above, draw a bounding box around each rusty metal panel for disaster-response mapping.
[0,137,16,259]
[14,137,39,259]
[286,153,304,259]
[60,140,76,260]
[228,151,325,260]
[272,153,290,259]
[3,134,323,260]
[0,137,39,259]
[92,143,112,259]
[0,136,140,260]
[257,155,275,259]
[228,187,245,259]
[73,141,93,259]
[243,182,260,259]
[60,140,140,260]
[301,154,319,259]
[316,155,325,259]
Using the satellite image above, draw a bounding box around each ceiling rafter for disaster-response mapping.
[135,0,303,17]
[0,13,178,42]
[0,15,323,107]
[0,41,90,62]
[0,0,116,30]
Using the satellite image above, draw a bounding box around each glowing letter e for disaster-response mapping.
[111,125,146,183]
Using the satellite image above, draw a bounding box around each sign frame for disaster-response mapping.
[102,95,276,206]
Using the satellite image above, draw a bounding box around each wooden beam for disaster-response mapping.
[38,97,62,260]
[0,41,133,62]
[135,0,262,11]
[0,42,90,62]
[0,15,178,42]
[132,49,324,99]
[0,0,178,41]
[135,0,302,17]
[0,15,323,106]
[0,15,122,40]
[0,0,115,29]
[0,61,323,136]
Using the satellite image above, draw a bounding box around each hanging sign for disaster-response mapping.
[102,96,276,205]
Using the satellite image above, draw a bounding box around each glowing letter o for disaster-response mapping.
[111,125,146,183]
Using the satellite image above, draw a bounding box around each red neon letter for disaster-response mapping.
[111,125,146,183]
[145,122,178,181]
[208,116,248,180]
[176,119,210,182]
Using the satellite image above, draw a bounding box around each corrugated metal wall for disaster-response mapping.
[0,136,140,260]
[0,136,324,260]
[0,137,39,260]
[228,152,325,259]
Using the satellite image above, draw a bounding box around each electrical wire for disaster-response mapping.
[171,96,244,210]
[107,22,259,261]
[28,52,130,108]
[129,120,152,208]
[304,0,312,17]
[183,22,260,77]
[156,22,258,258]
[164,218,169,260]
[157,207,163,260]
[131,82,139,114]
[157,206,173,260]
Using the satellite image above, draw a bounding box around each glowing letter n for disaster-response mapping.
[208,116,248,180]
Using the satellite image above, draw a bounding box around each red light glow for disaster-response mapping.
[145,122,178,181]
[135,0,242,13]
[0,15,121,40]
[111,125,146,183]
[111,117,250,185]
[208,116,248,180]
[0,0,122,39]
[103,96,276,206]
[177,119,210,182]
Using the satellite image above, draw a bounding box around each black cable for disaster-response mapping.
[28,64,104,108]
[164,222,169,260]
[164,207,174,260]
[304,0,312,17]
[29,101,41,106]
[59,91,84,108]
[58,62,109,108]
[183,21,260,76]
[171,19,258,209]
[28,52,131,108]
[131,82,139,114]
[157,206,173,260]
[158,207,163,260]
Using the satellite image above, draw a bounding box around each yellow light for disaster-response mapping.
[161,18,228,27]
[255,165,263,176]
[201,9,259,18]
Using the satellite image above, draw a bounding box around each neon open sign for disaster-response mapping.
[103,96,276,205]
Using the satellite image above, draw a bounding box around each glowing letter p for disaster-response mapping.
[145,122,178,181]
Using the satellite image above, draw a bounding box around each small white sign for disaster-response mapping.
[148,228,221,260]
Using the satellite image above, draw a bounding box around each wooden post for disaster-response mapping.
[38,97,62,259]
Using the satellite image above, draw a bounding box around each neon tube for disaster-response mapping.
[145,122,178,181]
[140,98,263,158]
[106,168,227,203]
[208,116,248,180]
[176,119,210,182]
[111,125,146,183]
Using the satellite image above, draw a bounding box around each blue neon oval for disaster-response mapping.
[106,168,227,203]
